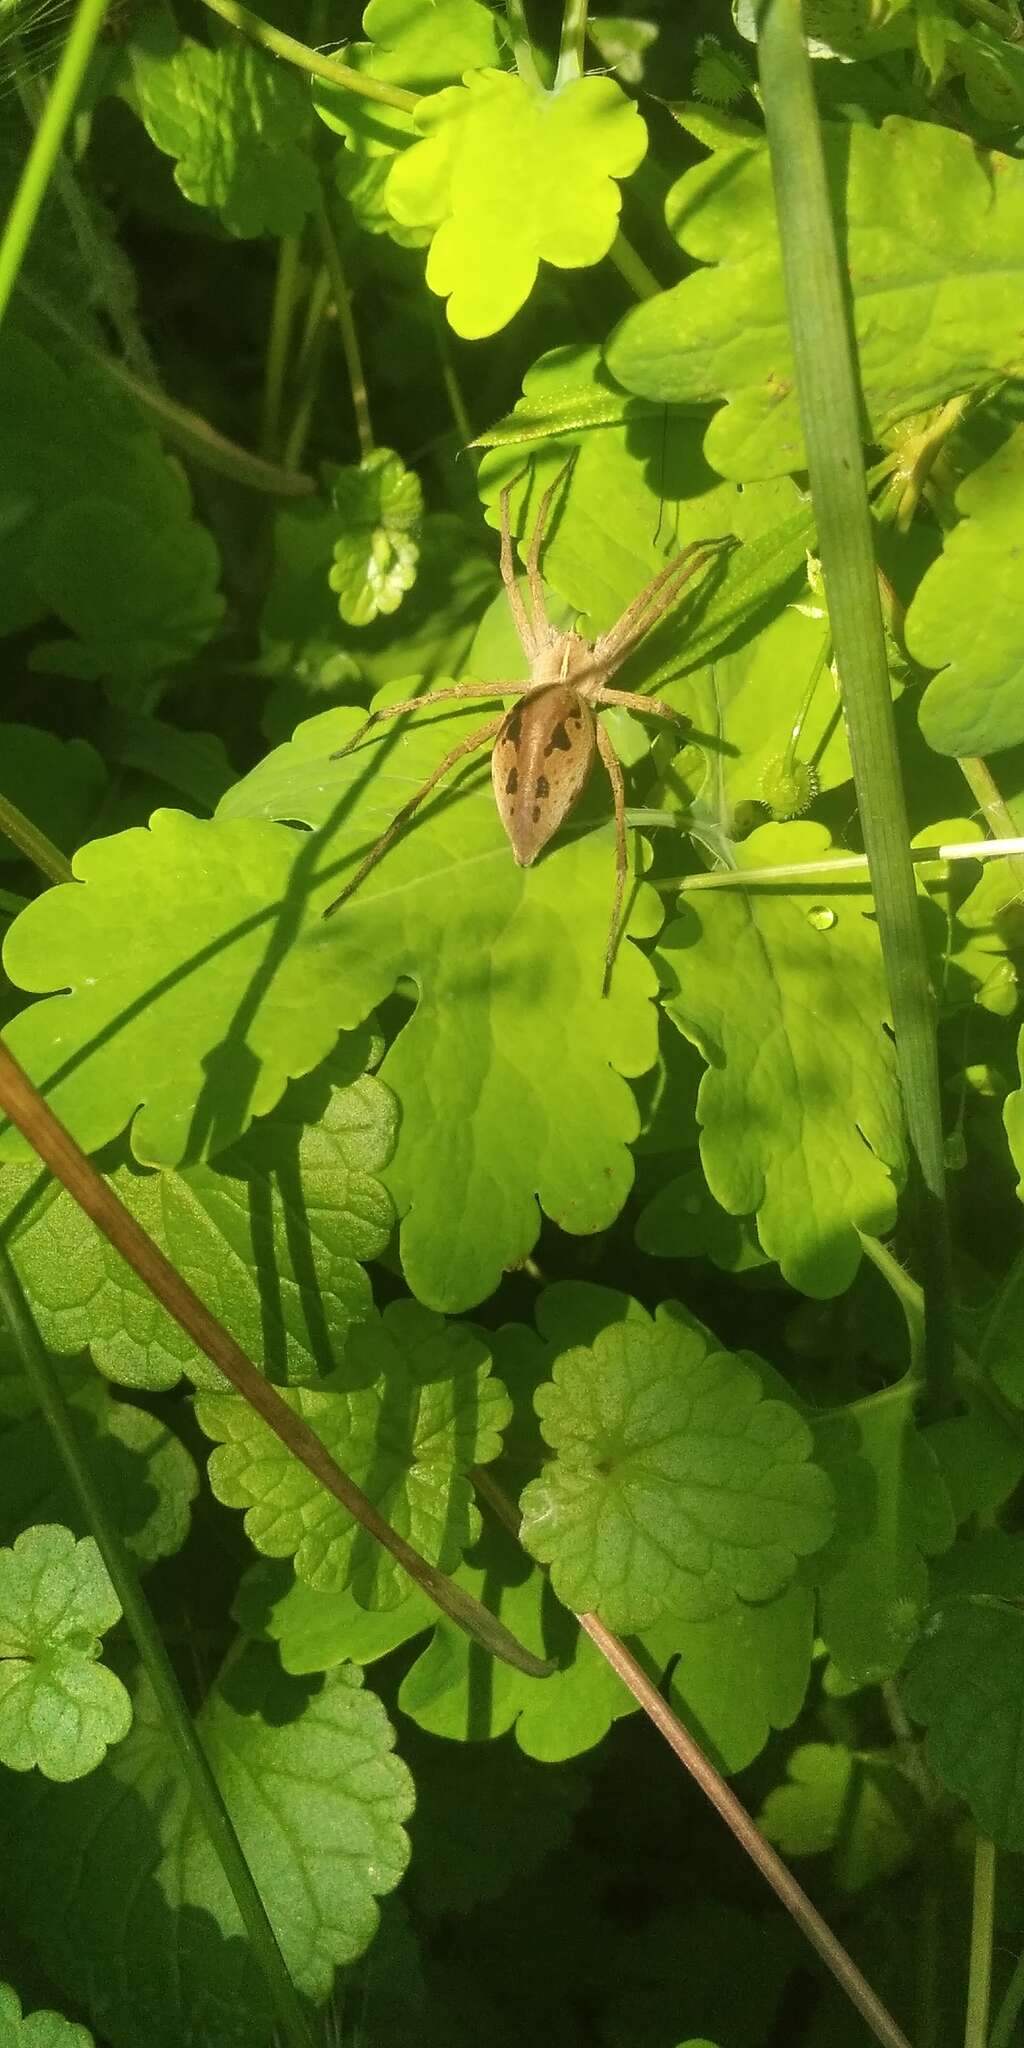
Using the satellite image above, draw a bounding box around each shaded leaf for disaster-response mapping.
[658,824,904,1296]
[902,1597,1024,1849]
[643,1582,815,1775]
[132,32,317,236]
[404,1725,586,1912]
[757,1742,918,1891]
[233,1559,435,1672]
[0,1984,93,2048]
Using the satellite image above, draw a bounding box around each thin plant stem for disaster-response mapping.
[990,1933,1024,2048]
[555,0,587,85]
[958,756,1024,900]
[14,57,155,380]
[430,298,474,452]
[504,0,543,88]
[964,1834,996,2048]
[607,228,661,299]
[315,188,373,459]
[282,274,332,470]
[262,231,303,456]
[649,835,1024,893]
[0,795,74,885]
[0,1042,553,1680]
[0,0,110,330]
[472,1463,912,2048]
[21,277,314,495]
[756,0,956,1422]
[0,1246,314,2048]
[960,0,1021,29]
[195,0,419,109]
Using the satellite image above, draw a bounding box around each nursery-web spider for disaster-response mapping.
[324,466,731,988]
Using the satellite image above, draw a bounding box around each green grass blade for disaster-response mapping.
[0,0,110,330]
[755,0,956,1420]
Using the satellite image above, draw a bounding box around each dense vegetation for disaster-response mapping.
[2,1,1024,2044]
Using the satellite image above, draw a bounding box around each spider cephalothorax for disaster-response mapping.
[324,466,731,987]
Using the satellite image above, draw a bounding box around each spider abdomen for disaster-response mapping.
[491,683,598,866]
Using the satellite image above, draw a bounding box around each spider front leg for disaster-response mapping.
[523,455,576,639]
[323,712,504,919]
[330,683,527,761]
[595,536,734,680]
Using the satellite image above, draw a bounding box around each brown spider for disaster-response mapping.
[323,466,731,988]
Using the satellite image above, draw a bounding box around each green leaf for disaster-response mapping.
[606,116,1024,479]
[398,1518,636,1759]
[816,1388,956,1685]
[0,1648,413,2048]
[220,704,664,1310]
[196,1300,509,1605]
[0,811,366,1165]
[902,1597,1024,1849]
[642,1582,815,1774]
[328,450,424,627]
[0,727,106,865]
[233,1559,436,1672]
[1008,1024,1024,1198]
[908,426,1024,756]
[0,1984,93,2048]
[261,505,496,733]
[0,1526,131,1782]
[0,332,223,688]
[0,1358,198,1563]
[658,825,904,1296]
[476,345,813,682]
[2,1045,393,1390]
[519,1300,834,1633]
[757,1742,918,1891]
[404,1725,586,1912]
[132,31,318,237]
[359,0,507,81]
[387,73,647,337]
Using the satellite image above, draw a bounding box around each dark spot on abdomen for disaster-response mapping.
[535,774,549,798]
[545,723,571,754]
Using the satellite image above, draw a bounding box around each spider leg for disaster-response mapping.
[591,687,689,729]
[331,683,527,760]
[594,536,733,680]
[500,480,538,660]
[323,712,504,919]
[524,455,576,640]
[595,721,629,998]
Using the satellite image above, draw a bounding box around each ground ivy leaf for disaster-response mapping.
[0,810,364,1165]
[387,72,647,337]
[0,726,106,865]
[816,1388,956,1685]
[221,705,663,1312]
[642,1583,814,1775]
[233,1559,436,1672]
[908,426,1024,756]
[329,450,423,626]
[2,1051,393,1390]
[902,1598,1024,1849]
[658,824,904,1296]
[0,1985,93,2048]
[606,116,1024,479]
[0,1358,198,1563]
[519,1302,833,1633]
[132,30,317,236]
[0,1648,412,2047]
[0,332,223,688]
[1008,1026,1024,1198]
[757,1741,918,1891]
[196,1301,509,1606]
[0,1526,131,1782]
[398,1518,635,1760]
